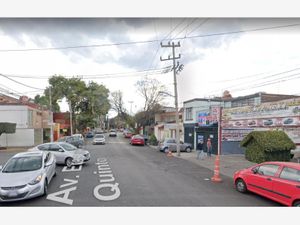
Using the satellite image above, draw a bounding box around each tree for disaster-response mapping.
[134,77,167,132]
[135,77,167,112]
[34,75,111,132]
[110,90,127,118]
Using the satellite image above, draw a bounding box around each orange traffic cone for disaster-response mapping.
[211,155,222,182]
[167,149,173,157]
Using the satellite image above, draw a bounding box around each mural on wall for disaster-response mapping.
[221,98,300,143]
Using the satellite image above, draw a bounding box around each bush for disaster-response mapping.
[149,134,158,146]
[241,130,296,163]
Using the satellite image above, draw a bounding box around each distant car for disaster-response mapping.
[248,120,256,126]
[234,121,242,126]
[234,161,300,206]
[158,138,192,153]
[130,135,145,146]
[124,131,133,138]
[0,151,56,202]
[72,133,84,141]
[28,142,90,168]
[283,118,294,125]
[86,132,94,138]
[58,136,84,148]
[263,119,273,126]
[109,129,117,137]
[93,134,106,145]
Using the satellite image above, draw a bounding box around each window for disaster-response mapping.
[44,153,50,164]
[280,167,300,182]
[49,144,61,152]
[38,144,49,151]
[167,139,176,143]
[257,164,280,177]
[185,107,193,120]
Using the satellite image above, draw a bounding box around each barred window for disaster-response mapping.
[185,107,193,120]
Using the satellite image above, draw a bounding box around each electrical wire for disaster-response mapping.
[0,23,298,52]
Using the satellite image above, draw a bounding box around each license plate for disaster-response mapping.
[8,191,18,197]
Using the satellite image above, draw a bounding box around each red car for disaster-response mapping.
[124,132,133,138]
[234,161,300,206]
[130,135,145,146]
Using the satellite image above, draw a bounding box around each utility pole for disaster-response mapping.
[49,86,54,142]
[160,41,181,156]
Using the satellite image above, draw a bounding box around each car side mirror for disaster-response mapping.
[180,141,184,144]
[252,167,258,174]
[58,148,64,152]
[0,165,2,171]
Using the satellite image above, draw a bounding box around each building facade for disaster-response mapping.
[183,92,300,155]
[0,95,54,147]
[154,107,184,142]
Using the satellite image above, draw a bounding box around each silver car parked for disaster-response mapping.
[0,151,56,202]
[28,142,90,168]
[93,134,106,145]
[158,138,192,153]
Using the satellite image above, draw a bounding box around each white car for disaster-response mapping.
[0,151,56,202]
[109,129,117,137]
[93,134,106,145]
[28,142,90,168]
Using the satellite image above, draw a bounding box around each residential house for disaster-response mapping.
[0,95,54,147]
[154,107,184,142]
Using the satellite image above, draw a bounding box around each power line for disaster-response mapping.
[206,66,300,95]
[0,23,299,52]
[0,66,172,80]
[0,73,45,90]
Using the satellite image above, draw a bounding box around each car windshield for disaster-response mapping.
[60,143,77,151]
[2,156,42,173]
[95,134,104,138]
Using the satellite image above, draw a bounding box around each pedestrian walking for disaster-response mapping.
[206,138,212,157]
[196,140,204,160]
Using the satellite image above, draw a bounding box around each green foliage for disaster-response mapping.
[0,123,16,136]
[34,75,111,133]
[149,134,158,146]
[241,130,296,163]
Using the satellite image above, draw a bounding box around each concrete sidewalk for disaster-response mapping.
[149,145,256,178]
[173,151,256,178]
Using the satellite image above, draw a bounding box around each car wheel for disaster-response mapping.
[235,178,247,193]
[43,179,48,196]
[293,200,300,207]
[163,147,169,153]
[185,147,191,153]
[65,157,73,168]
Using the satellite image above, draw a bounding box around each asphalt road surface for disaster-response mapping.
[0,133,280,206]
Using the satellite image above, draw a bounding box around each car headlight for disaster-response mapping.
[28,175,43,185]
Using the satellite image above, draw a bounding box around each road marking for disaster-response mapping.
[62,165,82,172]
[60,178,78,188]
[47,186,77,205]
[93,158,121,201]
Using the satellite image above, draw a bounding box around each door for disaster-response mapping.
[272,166,300,205]
[48,143,65,164]
[167,139,176,152]
[247,164,280,199]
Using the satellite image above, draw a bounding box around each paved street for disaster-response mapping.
[0,133,280,206]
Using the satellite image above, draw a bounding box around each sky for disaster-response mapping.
[1,18,300,117]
